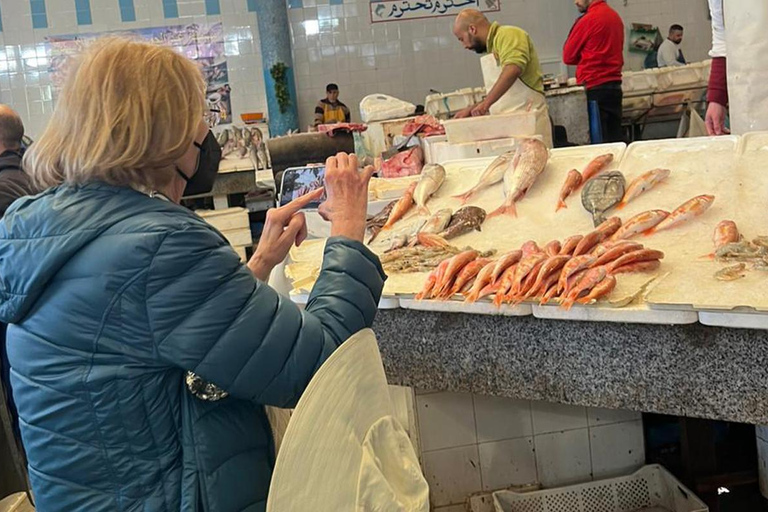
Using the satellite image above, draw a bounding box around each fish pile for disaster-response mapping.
[708,220,768,280]
[382,233,495,274]
[216,125,270,170]
[489,138,550,218]
[416,216,665,310]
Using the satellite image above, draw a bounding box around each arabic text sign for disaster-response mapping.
[370,0,500,23]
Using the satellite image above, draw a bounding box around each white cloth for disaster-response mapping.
[266,329,429,512]
[708,0,726,58]
[657,39,684,67]
[480,54,553,148]
[723,0,768,134]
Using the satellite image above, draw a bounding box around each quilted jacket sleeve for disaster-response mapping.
[145,225,386,408]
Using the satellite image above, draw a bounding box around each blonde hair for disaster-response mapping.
[24,37,206,191]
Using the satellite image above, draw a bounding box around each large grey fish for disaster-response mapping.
[438,206,486,240]
[581,171,625,227]
[414,164,446,215]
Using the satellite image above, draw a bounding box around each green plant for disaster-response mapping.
[270,62,291,114]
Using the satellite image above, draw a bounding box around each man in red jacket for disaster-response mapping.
[563,0,625,142]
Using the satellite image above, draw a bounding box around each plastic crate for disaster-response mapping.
[443,111,536,144]
[655,64,706,91]
[622,70,659,95]
[492,465,707,512]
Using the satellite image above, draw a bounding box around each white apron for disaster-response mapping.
[481,53,553,147]
[723,0,768,134]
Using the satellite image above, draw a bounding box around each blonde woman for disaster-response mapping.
[0,38,384,511]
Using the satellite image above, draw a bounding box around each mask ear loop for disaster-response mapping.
[176,141,204,182]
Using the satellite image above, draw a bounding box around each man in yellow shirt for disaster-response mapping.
[453,10,552,146]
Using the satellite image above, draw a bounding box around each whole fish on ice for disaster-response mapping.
[414,164,446,215]
[438,206,486,239]
[580,153,614,183]
[617,168,670,209]
[556,169,582,212]
[489,138,549,218]
[382,182,418,230]
[453,151,514,204]
[610,210,669,240]
[648,195,715,234]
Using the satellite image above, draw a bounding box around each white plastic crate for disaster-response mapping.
[422,135,519,164]
[425,87,486,119]
[443,111,536,144]
[622,70,659,95]
[655,64,706,91]
[492,465,707,512]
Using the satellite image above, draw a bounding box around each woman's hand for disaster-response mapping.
[318,152,375,242]
[248,188,323,281]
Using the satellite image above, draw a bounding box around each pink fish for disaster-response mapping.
[610,210,669,240]
[556,169,582,212]
[617,168,670,209]
[580,154,614,183]
[647,195,715,234]
[382,182,417,230]
[489,138,549,218]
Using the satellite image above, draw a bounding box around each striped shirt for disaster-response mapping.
[314,99,351,126]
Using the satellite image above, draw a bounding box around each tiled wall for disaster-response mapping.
[287,0,713,128]
[0,0,268,139]
[414,390,645,510]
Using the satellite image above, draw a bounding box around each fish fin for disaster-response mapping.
[698,252,715,260]
[417,206,431,216]
[452,190,473,204]
[488,203,517,219]
[615,201,627,210]
[556,200,567,212]
[643,227,657,236]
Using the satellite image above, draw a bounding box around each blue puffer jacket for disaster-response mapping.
[0,183,386,512]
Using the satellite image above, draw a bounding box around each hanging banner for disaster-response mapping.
[370,0,500,23]
[46,23,232,125]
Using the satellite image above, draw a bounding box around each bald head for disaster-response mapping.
[453,9,491,54]
[0,105,24,152]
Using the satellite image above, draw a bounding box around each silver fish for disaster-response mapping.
[420,208,452,234]
[453,151,514,203]
[414,164,446,215]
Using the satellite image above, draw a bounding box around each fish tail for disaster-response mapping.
[452,190,474,204]
[488,203,517,219]
[556,200,567,212]
[698,252,715,260]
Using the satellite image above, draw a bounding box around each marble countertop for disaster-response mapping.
[372,309,768,425]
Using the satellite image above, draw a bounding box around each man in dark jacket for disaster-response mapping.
[0,104,34,498]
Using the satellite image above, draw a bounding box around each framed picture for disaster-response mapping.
[629,23,661,54]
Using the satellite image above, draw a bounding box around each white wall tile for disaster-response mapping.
[534,429,592,487]
[478,438,537,491]
[474,395,533,443]
[417,392,477,452]
[590,420,645,479]
[531,401,588,435]
[423,445,482,508]
[587,407,642,427]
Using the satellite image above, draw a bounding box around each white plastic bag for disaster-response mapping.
[359,94,416,123]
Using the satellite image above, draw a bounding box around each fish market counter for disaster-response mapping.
[372,309,768,425]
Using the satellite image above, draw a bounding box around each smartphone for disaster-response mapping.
[279,164,327,208]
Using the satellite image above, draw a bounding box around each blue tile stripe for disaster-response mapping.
[162,0,178,19]
[246,0,257,12]
[30,0,48,29]
[0,2,4,32]
[75,0,92,25]
[329,0,342,4]
[204,0,220,15]
[287,0,303,8]
[118,0,136,22]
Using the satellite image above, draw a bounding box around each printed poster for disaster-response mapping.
[46,23,232,125]
[370,0,500,23]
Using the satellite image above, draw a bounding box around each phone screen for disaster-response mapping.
[279,165,326,207]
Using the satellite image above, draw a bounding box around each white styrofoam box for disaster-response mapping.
[288,291,400,310]
[219,227,253,247]
[623,94,653,112]
[233,245,247,262]
[698,311,768,330]
[423,136,519,165]
[474,395,533,443]
[493,465,707,512]
[416,392,477,452]
[423,445,483,507]
[478,437,537,491]
[425,87,486,119]
[655,64,707,91]
[532,303,699,325]
[533,428,592,487]
[589,420,645,480]
[196,207,250,231]
[622,69,659,95]
[587,407,642,427]
[362,116,413,157]
[531,401,588,435]
[443,112,537,144]
[399,298,532,317]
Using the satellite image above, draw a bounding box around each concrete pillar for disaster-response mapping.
[254,0,299,136]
